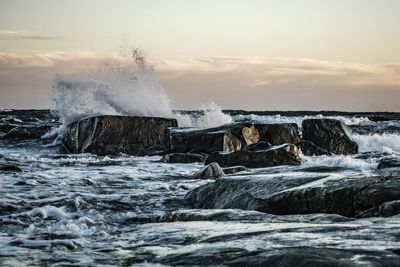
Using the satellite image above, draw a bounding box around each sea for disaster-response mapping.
[1,108,400,266]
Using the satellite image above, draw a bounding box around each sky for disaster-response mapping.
[1,0,400,111]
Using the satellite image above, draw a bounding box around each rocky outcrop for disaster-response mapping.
[191,162,224,179]
[297,140,331,156]
[302,119,358,155]
[61,115,178,156]
[186,173,400,218]
[161,153,206,163]
[256,123,300,145]
[205,144,301,168]
[167,122,302,155]
[168,123,260,154]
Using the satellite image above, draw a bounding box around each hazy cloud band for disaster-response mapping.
[0,51,399,110]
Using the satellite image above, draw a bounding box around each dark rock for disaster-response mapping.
[191,162,224,179]
[186,172,400,218]
[158,244,400,266]
[205,144,301,168]
[61,115,178,156]
[255,123,300,145]
[222,166,251,175]
[0,123,18,134]
[354,178,400,217]
[377,158,400,170]
[299,166,346,173]
[1,125,51,140]
[302,119,358,155]
[297,140,331,156]
[246,141,272,151]
[378,200,400,217]
[168,123,259,154]
[168,122,300,154]
[2,127,31,139]
[0,164,22,172]
[161,153,206,163]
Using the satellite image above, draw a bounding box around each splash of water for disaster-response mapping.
[52,48,231,134]
[353,133,400,154]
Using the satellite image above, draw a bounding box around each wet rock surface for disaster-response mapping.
[186,171,400,218]
[302,119,359,155]
[191,162,225,179]
[168,123,254,154]
[297,140,332,156]
[377,158,400,169]
[256,123,300,145]
[61,115,178,155]
[205,144,301,168]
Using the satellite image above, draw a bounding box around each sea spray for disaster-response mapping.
[51,48,231,137]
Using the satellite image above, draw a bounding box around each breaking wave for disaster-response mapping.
[52,49,231,132]
[353,133,400,154]
[232,114,370,127]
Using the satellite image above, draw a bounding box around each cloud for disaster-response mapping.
[0,29,61,41]
[0,50,399,110]
[0,50,103,68]
[2,51,398,87]
[155,57,400,88]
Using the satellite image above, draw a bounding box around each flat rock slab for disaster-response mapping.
[61,115,178,156]
[186,172,400,218]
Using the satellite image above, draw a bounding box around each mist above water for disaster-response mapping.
[53,48,232,129]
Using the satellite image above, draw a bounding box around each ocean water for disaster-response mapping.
[1,109,400,266]
[1,52,400,265]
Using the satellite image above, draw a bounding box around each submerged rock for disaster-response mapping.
[377,158,400,169]
[222,166,251,175]
[191,162,224,179]
[205,144,301,168]
[161,153,206,163]
[186,172,400,218]
[0,164,22,172]
[1,125,52,140]
[61,115,178,156]
[302,119,358,155]
[0,123,18,134]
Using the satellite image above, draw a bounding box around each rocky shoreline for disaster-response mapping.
[2,110,400,266]
[57,115,400,221]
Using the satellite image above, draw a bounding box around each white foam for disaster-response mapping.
[30,206,73,220]
[302,155,378,171]
[232,114,370,127]
[353,133,400,154]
